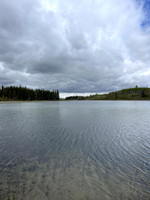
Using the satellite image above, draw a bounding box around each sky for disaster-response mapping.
[0,0,150,97]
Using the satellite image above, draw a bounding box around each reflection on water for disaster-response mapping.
[0,101,150,199]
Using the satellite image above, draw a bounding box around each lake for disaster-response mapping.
[0,101,150,200]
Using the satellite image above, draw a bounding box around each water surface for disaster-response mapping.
[0,101,150,199]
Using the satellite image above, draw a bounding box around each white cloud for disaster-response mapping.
[0,0,150,93]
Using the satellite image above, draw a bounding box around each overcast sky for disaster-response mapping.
[0,0,150,97]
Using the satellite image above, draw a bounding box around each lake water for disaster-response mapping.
[0,101,150,200]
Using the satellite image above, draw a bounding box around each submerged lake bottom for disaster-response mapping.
[0,101,150,200]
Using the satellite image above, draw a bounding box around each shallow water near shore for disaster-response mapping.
[0,101,150,199]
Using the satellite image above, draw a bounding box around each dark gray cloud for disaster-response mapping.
[0,0,150,96]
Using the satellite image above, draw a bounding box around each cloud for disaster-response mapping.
[0,0,150,93]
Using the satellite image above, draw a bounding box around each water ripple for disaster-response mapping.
[0,101,150,199]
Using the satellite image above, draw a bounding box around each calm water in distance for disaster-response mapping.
[0,101,150,200]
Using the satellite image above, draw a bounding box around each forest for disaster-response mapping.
[66,87,150,100]
[0,85,59,101]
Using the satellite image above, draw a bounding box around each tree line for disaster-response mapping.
[66,96,84,100]
[65,87,150,100]
[0,85,59,101]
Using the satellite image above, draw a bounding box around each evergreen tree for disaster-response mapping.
[0,85,59,101]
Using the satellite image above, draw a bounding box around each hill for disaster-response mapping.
[66,87,150,100]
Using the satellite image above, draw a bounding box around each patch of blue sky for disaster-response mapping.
[137,0,150,27]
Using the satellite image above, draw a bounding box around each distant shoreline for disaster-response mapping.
[0,99,150,104]
[0,100,61,104]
